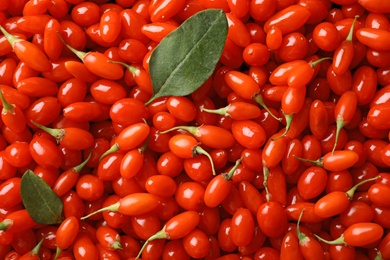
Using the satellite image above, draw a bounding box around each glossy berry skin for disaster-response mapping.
[230,207,255,246]
[339,201,375,227]
[356,28,390,51]
[0,177,22,208]
[114,122,150,151]
[0,27,51,72]
[0,96,26,134]
[120,148,144,179]
[164,210,201,240]
[367,103,390,129]
[175,181,205,211]
[4,142,32,168]
[192,125,236,149]
[262,134,287,169]
[29,135,63,170]
[204,174,232,208]
[145,175,177,198]
[286,202,324,224]
[110,98,149,127]
[166,96,197,122]
[4,3,390,260]
[57,127,94,150]
[379,232,390,259]
[225,71,260,99]
[368,183,390,207]
[314,191,350,219]
[56,216,79,250]
[82,51,124,80]
[297,166,327,200]
[117,193,159,216]
[75,174,104,201]
[256,201,288,238]
[73,233,98,260]
[96,226,122,250]
[280,230,303,259]
[270,60,307,86]
[343,223,384,247]
[321,150,359,171]
[3,209,38,233]
[168,134,199,159]
[313,22,341,52]
[226,102,261,120]
[263,5,311,35]
[309,100,329,139]
[231,120,266,149]
[296,222,325,260]
[182,228,210,258]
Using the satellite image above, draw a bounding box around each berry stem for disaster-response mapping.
[0,25,23,47]
[222,157,243,180]
[56,31,87,61]
[80,202,120,220]
[0,90,14,113]
[253,93,282,121]
[135,228,168,259]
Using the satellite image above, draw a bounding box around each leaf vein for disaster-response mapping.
[158,12,223,92]
[31,178,57,217]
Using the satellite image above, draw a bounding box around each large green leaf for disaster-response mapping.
[146,9,228,105]
[20,170,63,225]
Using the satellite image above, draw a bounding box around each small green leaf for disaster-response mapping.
[146,9,228,105]
[20,170,63,225]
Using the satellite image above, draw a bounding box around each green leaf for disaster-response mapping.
[20,170,63,225]
[146,9,228,105]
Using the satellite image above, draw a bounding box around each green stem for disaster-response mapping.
[111,235,123,250]
[102,132,148,163]
[222,157,243,180]
[346,15,359,42]
[0,219,13,231]
[314,233,346,245]
[194,146,216,175]
[296,209,310,246]
[73,150,92,173]
[271,112,293,140]
[0,90,14,113]
[112,241,122,250]
[199,104,229,117]
[30,236,45,256]
[158,125,199,136]
[309,57,332,68]
[53,247,62,260]
[109,60,139,75]
[56,31,86,61]
[135,228,168,260]
[293,155,323,167]
[145,96,157,106]
[80,202,120,220]
[263,165,271,202]
[346,176,380,199]
[0,25,23,47]
[374,251,384,260]
[332,114,345,154]
[253,93,282,122]
[138,137,149,154]
[99,143,120,161]
[31,120,65,144]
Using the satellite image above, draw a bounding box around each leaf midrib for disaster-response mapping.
[30,176,59,221]
[158,13,222,92]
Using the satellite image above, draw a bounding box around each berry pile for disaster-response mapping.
[0,0,390,259]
